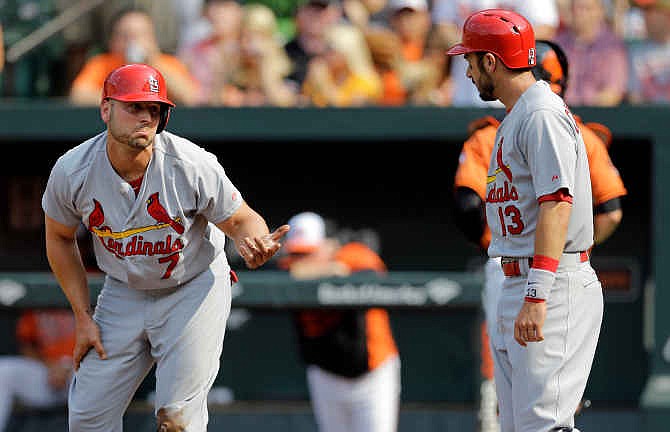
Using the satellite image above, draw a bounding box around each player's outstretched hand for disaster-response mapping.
[514,301,547,347]
[239,224,291,269]
[73,311,107,371]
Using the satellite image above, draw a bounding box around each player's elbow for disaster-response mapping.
[594,209,623,244]
[604,209,623,226]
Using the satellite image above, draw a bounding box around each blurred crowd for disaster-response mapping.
[1,0,670,106]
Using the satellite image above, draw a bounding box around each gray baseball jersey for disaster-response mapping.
[42,131,242,290]
[485,81,594,258]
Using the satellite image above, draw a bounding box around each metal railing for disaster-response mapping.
[5,0,104,64]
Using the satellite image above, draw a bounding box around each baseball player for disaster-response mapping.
[447,9,604,431]
[42,63,290,432]
[453,38,628,432]
[279,212,401,432]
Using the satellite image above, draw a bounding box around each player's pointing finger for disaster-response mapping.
[270,225,290,241]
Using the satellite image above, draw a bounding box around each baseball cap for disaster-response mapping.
[284,212,326,253]
[389,0,428,12]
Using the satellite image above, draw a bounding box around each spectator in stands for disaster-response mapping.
[555,0,629,106]
[364,25,441,105]
[433,0,559,107]
[417,25,455,106]
[627,0,670,104]
[69,6,199,106]
[557,0,646,41]
[342,0,393,30]
[302,23,382,106]
[285,0,343,91]
[279,211,401,432]
[218,3,298,106]
[59,1,182,89]
[365,0,436,105]
[0,309,76,432]
[364,26,409,105]
[607,0,648,41]
[178,0,244,105]
[617,0,650,41]
[101,1,181,55]
[172,0,211,53]
[388,0,431,64]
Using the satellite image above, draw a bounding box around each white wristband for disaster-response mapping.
[525,267,556,302]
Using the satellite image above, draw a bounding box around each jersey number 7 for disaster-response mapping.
[158,252,181,279]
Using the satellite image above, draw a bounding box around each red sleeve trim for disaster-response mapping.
[532,254,559,272]
[524,297,546,303]
[538,188,573,204]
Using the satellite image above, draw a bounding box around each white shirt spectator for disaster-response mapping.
[172,0,213,53]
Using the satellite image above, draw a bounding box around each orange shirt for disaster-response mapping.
[379,70,407,106]
[335,242,397,370]
[303,73,382,107]
[296,242,398,372]
[401,41,424,62]
[454,116,628,250]
[16,309,76,363]
[70,53,196,103]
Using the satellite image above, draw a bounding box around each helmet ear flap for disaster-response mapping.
[157,105,170,133]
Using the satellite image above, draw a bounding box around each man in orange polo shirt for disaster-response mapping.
[69,6,199,107]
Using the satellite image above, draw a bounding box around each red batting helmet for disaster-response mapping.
[102,64,175,133]
[446,9,536,69]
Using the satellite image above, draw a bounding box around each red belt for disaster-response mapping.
[501,251,589,277]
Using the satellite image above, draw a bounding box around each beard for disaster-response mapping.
[110,127,154,150]
[126,134,154,150]
[476,69,496,102]
[108,111,155,150]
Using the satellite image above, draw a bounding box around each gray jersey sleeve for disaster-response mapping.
[42,156,82,227]
[520,109,579,199]
[194,152,242,224]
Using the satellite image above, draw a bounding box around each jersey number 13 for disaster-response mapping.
[497,205,524,236]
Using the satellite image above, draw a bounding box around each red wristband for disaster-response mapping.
[524,296,546,303]
[532,254,559,273]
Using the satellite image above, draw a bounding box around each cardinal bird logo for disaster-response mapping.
[146,192,185,234]
[89,199,105,228]
[496,137,514,182]
[88,198,114,235]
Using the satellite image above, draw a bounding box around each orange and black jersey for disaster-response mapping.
[17,309,76,363]
[454,115,628,251]
[294,242,398,378]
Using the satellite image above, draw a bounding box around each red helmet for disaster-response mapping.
[102,64,175,133]
[446,9,536,69]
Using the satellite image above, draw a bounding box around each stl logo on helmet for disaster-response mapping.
[148,76,160,93]
[528,48,536,66]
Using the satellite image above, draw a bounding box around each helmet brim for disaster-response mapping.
[446,44,475,56]
[109,93,175,107]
